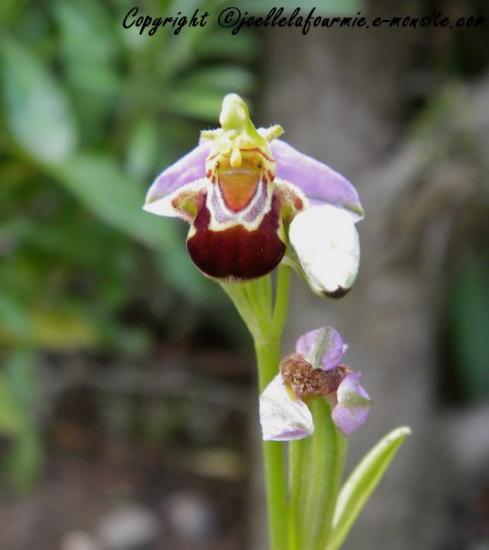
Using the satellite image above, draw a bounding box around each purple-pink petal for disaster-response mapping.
[145,138,364,223]
[331,372,371,436]
[295,327,347,371]
[270,139,364,220]
[145,142,211,204]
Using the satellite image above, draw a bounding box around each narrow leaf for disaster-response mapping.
[0,352,37,437]
[197,31,259,61]
[125,118,160,181]
[1,39,77,162]
[0,352,43,492]
[328,426,411,550]
[164,88,229,121]
[0,372,23,434]
[177,66,256,95]
[50,154,176,250]
[50,154,212,302]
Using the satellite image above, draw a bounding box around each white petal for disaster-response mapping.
[143,179,207,222]
[259,374,314,441]
[143,194,179,217]
[289,205,360,296]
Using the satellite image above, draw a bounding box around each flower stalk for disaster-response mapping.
[223,265,292,550]
[286,401,347,550]
[303,401,347,550]
[256,341,288,550]
[258,265,292,550]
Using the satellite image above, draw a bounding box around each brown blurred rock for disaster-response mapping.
[97,505,159,550]
[164,491,217,542]
[61,532,100,550]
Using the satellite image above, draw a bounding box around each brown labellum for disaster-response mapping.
[187,193,285,280]
[280,353,351,400]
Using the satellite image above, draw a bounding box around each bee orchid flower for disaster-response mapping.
[144,94,363,297]
[259,327,371,440]
[142,96,410,550]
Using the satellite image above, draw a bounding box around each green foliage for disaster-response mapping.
[2,39,77,162]
[0,0,258,490]
[328,427,411,550]
[0,0,258,355]
[0,351,42,492]
[447,260,489,401]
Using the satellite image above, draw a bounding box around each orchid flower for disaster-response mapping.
[144,94,363,297]
[260,327,371,440]
[143,95,410,550]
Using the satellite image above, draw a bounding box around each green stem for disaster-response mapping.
[300,400,347,549]
[255,267,291,550]
[220,282,263,341]
[222,268,292,550]
[272,264,291,337]
[256,339,288,550]
[318,418,347,549]
[287,439,303,550]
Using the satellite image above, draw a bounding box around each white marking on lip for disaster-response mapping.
[207,179,273,232]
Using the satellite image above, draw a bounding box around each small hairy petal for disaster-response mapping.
[259,374,314,441]
[289,205,360,297]
[331,372,371,436]
[295,327,347,371]
[145,142,211,205]
[280,354,351,399]
[274,179,308,224]
[269,139,364,220]
[143,179,207,223]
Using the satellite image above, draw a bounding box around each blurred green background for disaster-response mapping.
[0,0,488,549]
[0,0,260,491]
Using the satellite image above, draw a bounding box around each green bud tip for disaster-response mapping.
[200,94,284,163]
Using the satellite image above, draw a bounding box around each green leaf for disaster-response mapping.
[5,431,43,493]
[0,0,27,28]
[55,0,120,140]
[0,295,30,343]
[197,30,259,61]
[0,372,23,434]
[51,153,178,250]
[0,351,43,492]
[55,0,117,77]
[125,118,160,181]
[1,38,77,162]
[154,243,214,305]
[28,307,100,350]
[449,261,489,400]
[177,66,256,96]
[5,349,37,412]
[164,88,228,121]
[327,426,411,550]
[49,154,212,302]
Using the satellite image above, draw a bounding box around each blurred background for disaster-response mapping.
[0,0,488,549]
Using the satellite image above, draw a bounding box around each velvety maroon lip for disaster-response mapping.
[187,193,285,280]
